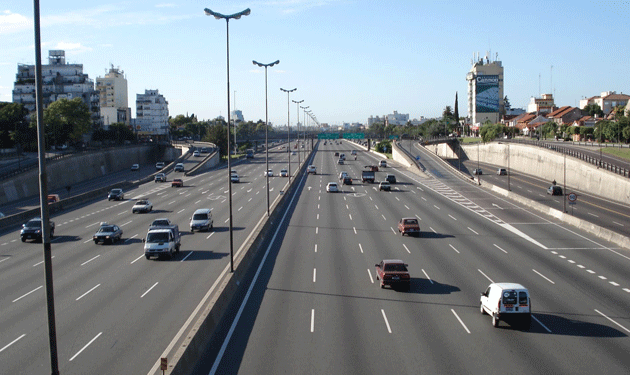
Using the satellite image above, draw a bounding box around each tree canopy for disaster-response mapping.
[40,97,91,147]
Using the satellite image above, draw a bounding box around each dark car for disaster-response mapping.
[342,176,353,185]
[386,174,396,184]
[334,152,339,156]
[93,223,123,244]
[108,188,124,201]
[473,168,483,175]
[547,185,563,196]
[21,218,55,242]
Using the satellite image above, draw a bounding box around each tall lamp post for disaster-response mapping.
[204,6,251,273]
[252,59,279,217]
[281,88,296,181]
[301,105,309,159]
[292,99,303,167]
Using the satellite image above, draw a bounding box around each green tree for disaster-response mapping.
[442,106,454,121]
[42,98,91,147]
[204,118,228,157]
[583,103,604,117]
[540,121,558,139]
[479,123,505,142]
[503,95,511,111]
[0,102,30,148]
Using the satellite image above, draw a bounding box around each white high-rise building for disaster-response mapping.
[12,50,100,124]
[96,65,131,127]
[466,52,504,126]
[135,89,169,136]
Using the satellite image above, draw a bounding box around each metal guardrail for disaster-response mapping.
[502,139,630,178]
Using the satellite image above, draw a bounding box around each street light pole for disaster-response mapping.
[292,99,303,167]
[205,6,251,273]
[281,88,296,181]
[301,105,309,161]
[253,60,279,217]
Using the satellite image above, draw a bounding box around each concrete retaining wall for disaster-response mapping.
[0,145,179,205]
[462,142,630,205]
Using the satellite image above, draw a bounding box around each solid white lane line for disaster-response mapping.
[315,227,319,234]
[587,270,595,274]
[130,255,144,264]
[0,334,26,353]
[374,205,379,210]
[178,209,186,214]
[623,288,630,293]
[588,213,599,218]
[140,282,159,298]
[367,269,374,283]
[81,255,100,266]
[0,257,9,263]
[532,269,555,284]
[33,256,55,267]
[12,285,43,303]
[613,221,624,226]
[317,214,319,220]
[421,197,427,201]
[451,309,471,334]
[391,227,397,235]
[224,218,230,223]
[311,309,315,333]
[314,244,318,253]
[238,206,243,211]
[124,234,138,243]
[317,204,320,209]
[359,243,364,253]
[594,309,630,333]
[449,244,460,254]
[422,269,433,284]
[467,227,479,235]
[403,244,410,253]
[532,315,552,332]
[429,227,437,233]
[448,214,457,221]
[610,281,620,286]
[83,239,92,244]
[76,284,101,301]
[395,197,400,201]
[568,260,576,264]
[434,205,440,210]
[120,220,132,226]
[353,227,357,234]
[493,244,508,254]
[168,201,176,205]
[417,186,424,191]
[85,222,100,228]
[415,215,421,220]
[195,200,201,204]
[69,332,102,361]
[181,252,194,262]
[598,275,607,280]
[313,269,316,283]
[382,214,386,221]
[404,205,410,210]
[346,204,349,210]
[577,265,585,268]
[381,309,392,333]
[477,269,494,283]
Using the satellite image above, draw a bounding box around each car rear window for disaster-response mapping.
[519,291,528,305]
[502,290,517,305]
[404,219,418,225]
[384,264,407,272]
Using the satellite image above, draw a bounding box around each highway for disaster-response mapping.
[0,145,305,374]
[399,141,630,239]
[194,140,630,374]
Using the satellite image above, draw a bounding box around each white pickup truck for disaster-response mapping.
[143,225,181,259]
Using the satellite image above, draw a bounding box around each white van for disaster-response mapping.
[480,283,531,328]
[190,208,213,232]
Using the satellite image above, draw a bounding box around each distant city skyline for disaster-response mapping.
[1,1,629,126]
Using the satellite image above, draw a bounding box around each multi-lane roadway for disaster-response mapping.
[195,140,630,374]
[0,145,304,374]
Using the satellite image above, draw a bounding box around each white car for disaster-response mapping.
[379,160,387,167]
[174,163,185,172]
[193,151,201,157]
[264,169,273,177]
[131,164,140,171]
[291,151,296,156]
[280,169,289,177]
[132,199,153,214]
[480,283,531,328]
[326,182,339,193]
[307,165,317,174]
[155,162,165,170]
[231,173,240,183]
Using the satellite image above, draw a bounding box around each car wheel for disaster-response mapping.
[176,244,180,253]
[145,254,150,260]
[380,283,385,289]
[480,303,486,315]
[21,237,26,242]
[492,314,499,327]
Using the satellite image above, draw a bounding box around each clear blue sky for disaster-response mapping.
[1,1,629,126]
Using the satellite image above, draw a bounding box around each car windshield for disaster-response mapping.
[384,263,407,272]
[136,200,148,205]
[111,189,122,194]
[98,226,115,233]
[25,220,42,228]
[193,213,208,220]
[147,232,169,243]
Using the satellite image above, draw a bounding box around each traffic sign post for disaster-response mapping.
[567,192,577,215]
[342,133,364,139]
[161,357,167,373]
[317,133,339,140]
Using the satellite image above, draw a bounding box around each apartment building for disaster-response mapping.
[96,65,131,127]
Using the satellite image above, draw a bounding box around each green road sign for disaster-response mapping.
[389,135,399,140]
[318,133,339,139]
[342,133,364,139]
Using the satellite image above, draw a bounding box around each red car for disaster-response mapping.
[375,260,410,290]
[171,179,183,187]
[398,217,420,237]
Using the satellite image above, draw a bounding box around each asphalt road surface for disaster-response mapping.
[194,140,630,375]
[0,145,305,374]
